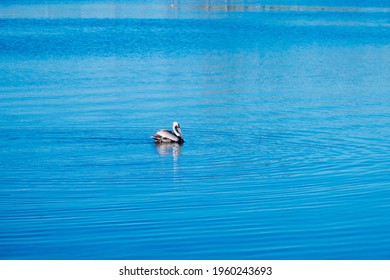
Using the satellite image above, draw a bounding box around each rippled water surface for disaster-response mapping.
[1,0,390,259]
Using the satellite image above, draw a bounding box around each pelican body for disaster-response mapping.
[152,122,184,143]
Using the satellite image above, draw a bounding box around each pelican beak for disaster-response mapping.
[177,127,183,139]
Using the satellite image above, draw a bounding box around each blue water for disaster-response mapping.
[1,0,390,260]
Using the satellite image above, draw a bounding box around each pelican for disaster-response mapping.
[152,122,184,143]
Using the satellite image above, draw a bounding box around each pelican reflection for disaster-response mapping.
[154,142,183,159]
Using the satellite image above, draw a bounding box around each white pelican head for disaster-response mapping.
[172,122,184,141]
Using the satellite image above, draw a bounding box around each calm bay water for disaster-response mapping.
[1,0,390,259]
